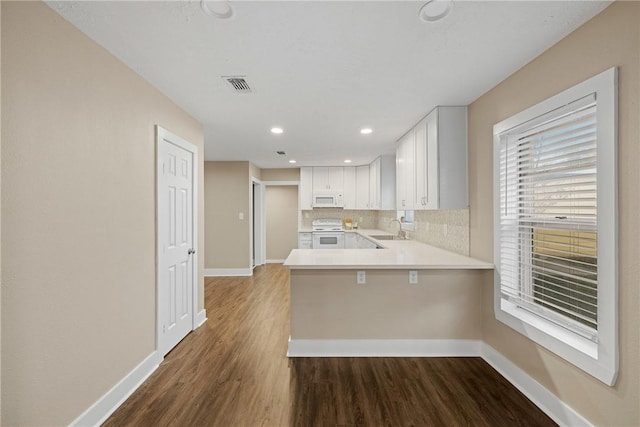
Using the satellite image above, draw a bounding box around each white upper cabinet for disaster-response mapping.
[312,167,344,191]
[298,158,395,211]
[369,158,380,209]
[299,167,314,210]
[355,165,370,209]
[343,167,357,209]
[396,130,416,210]
[396,106,468,211]
[371,155,396,210]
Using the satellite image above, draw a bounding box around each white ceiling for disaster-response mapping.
[47,1,610,168]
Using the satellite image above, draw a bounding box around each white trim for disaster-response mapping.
[251,177,266,267]
[195,309,207,328]
[263,180,300,187]
[69,352,160,427]
[266,259,286,264]
[204,268,252,277]
[481,344,593,427]
[287,338,481,357]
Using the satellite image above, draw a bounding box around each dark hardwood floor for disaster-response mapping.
[104,264,557,427]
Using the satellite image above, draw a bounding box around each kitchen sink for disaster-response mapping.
[369,235,406,241]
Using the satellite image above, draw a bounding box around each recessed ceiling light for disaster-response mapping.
[419,0,453,23]
[360,128,373,135]
[344,159,352,164]
[201,0,233,19]
[271,127,284,134]
[289,160,297,164]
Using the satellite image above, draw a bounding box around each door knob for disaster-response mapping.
[188,248,196,255]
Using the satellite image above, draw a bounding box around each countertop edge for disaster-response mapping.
[287,229,494,270]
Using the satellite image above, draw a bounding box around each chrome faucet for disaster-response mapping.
[389,219,406,239]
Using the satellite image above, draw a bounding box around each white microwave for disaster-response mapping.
[312,192,344,208]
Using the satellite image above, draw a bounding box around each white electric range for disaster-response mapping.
[311,218,345,249]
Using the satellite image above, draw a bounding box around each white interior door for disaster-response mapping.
[157,126,196,357]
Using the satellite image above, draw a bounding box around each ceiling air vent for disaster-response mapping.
[276,151,286,156]
[222,76,252,93]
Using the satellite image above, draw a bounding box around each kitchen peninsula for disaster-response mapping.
[284,230,493,357]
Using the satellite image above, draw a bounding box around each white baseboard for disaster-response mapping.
[195,309,207,328]
[69,351,160,427]
[287,338,482,357]
[266,259,286,264]
[481,344,593,427]
[204,268,252,277]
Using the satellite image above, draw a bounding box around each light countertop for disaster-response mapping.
[286,229,494,270]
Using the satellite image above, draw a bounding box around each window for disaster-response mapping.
[397,210,415,231]
[493,68,618,385]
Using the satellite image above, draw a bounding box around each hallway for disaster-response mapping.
[104,264,555,426]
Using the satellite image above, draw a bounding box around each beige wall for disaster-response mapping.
[468,2,639,426]
[265,186,298,260]
[204,161,251,269]
[1,2,205,425]
[290,269,484,339]
[261,168,300,181]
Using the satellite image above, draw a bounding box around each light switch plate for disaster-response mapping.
[357,271,366,284]
[409,270,418,284]
[239,212,244,220]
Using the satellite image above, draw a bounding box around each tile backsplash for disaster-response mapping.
[300,209,378,229]
[301,208,470,256]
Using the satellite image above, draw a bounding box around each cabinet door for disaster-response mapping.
[328,167,344,190]
[312,167,329,191]
[369,158,380,209]
[298,232,313,249]
[425,111,439,209]
[355,165,370,209]
[299,167,313,210]
[345,233,357,249]
[415,118,428,210]
[396,143,404,210]
[343,167,356,209]
[396,132,415,210]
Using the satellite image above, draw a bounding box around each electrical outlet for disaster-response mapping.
[409,270,418,284]
[238,212,245,220]
[357,271,366,284]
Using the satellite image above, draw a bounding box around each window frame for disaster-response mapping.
[492,67,618,386]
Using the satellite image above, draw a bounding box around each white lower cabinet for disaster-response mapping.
[298,232,313,249]
[356,234,378,249]
[345,232,357,249]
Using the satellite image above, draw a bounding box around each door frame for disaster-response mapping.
[251,177,266,268]
[155,125,199,358]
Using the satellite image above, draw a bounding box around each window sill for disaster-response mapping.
[495,298,616,386]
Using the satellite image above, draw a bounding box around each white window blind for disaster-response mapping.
[499,94,598,341]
